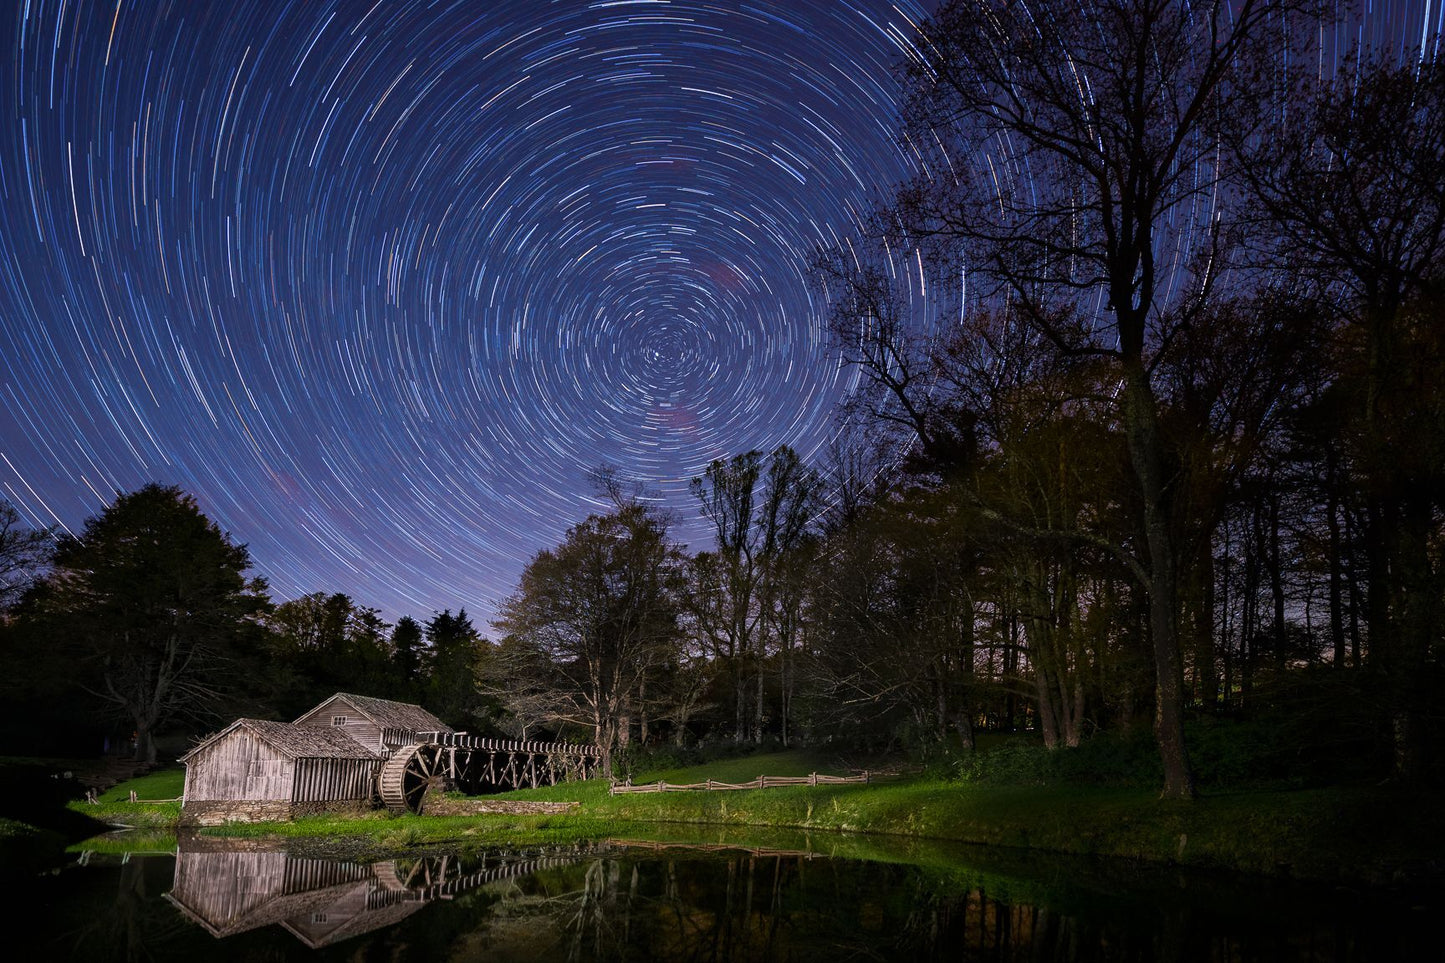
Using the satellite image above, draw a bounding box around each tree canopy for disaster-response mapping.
[30,484,269,761]
[490,503,685,762]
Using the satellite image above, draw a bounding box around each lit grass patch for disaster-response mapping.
[65,768,185,828]
[93,767,184,803]
[66,829,178,855]
[68,797,182,828]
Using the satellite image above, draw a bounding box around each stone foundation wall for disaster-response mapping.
[423,797,580,816]
[291,799,372,819]
[180,799,295,826]
[181,797,373,826]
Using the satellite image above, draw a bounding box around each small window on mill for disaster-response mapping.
[331,715,347,727]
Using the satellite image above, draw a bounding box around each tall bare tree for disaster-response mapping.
[825,0,1316,797]
[688,446,821,743]
[491,504,684,764]
[1236,50,1445,780]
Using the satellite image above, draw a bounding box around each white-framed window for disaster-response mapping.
[312,912,328,923]
[331,715,347,727]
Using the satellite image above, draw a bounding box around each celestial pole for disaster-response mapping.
[0,0,1431,626]
[0,0,941,624]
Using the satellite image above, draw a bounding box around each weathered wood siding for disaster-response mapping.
[185,732,296,801]
[295,695,383,750]
[169,848,373,937]
[281,881,372,947]
[171,849,291,931]
[292,757,378,802]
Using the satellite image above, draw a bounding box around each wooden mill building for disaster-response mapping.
[179,693,452,825]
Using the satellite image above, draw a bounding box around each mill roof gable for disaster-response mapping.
[296,692,452,735]
[180,718,381,762]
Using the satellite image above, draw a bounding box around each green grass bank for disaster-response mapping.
[49,748,1441,886]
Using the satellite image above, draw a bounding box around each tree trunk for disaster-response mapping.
[1269,491,1287,660]
[1194,537,1219,710]
[734,669,747,744]
[1241,504,1260,706]
[954,711,976,751]
[755,654,765,744]
[1121,364,1196,799]
[955,593,976,750]
[638,680,649,746]
[779,640,792,749]
[1004,607,1020,731]
[1059,673,1083,748]
[132,723,155,764]
[1345,505,1362,668]
[1218,524,1233,709]
[1325,447,1348,668]
[1034,662,1060,749]
[1390,491,1436,782]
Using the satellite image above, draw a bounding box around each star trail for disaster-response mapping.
[0,0,937,623]
[1,0,1436,626]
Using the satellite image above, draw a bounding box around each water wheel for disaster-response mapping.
[372,861,404,891]
[378,743,442,814]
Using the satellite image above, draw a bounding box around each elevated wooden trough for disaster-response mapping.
[376,730,603,813]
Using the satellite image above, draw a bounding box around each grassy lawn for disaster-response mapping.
[63,751,1441,885]
[94,767,185,802]
[67,767,185,828]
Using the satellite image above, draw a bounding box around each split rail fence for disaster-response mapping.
[609,772,869,795]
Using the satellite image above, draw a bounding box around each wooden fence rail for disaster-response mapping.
[609,772,869,795]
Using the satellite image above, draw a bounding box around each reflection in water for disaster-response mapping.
[163,838,589,949]
[22,834,1436,961]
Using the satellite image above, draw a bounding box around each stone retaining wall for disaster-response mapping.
[181,798,372,826]
[180,799,294,826]
[423,797,580,816]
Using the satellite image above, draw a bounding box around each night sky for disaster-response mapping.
[1,1,1437,627]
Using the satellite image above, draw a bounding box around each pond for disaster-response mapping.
[14,830,1438,961]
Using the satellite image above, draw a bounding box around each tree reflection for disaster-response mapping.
[34,838,1432,961]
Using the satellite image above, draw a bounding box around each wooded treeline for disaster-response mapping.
[0,486,494,761]
[470,0,1439,793]
[0,1,1439,793]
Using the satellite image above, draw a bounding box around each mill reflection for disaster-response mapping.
[163,835,589,949]
[125,833,1424,961]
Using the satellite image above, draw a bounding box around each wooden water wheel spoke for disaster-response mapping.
[378,744,441,814]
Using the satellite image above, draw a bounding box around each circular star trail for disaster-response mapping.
[0,0,934,622]
[1,1,1434,625]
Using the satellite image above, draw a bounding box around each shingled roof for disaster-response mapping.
[181,719,382,762]
[299,693,452,734]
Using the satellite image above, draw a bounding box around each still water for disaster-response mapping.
[15,831,1438,961]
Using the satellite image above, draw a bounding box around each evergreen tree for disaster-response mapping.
[32,484,269,762]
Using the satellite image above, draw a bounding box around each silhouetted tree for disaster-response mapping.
[688,446,822,743]
[0,500,51,612]
[263,591,396,712]
[31,484,269,762]
[390,614,424,694]
[423,608,485,728]
[822,0,1317,798]
[1238,50,1445,780]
